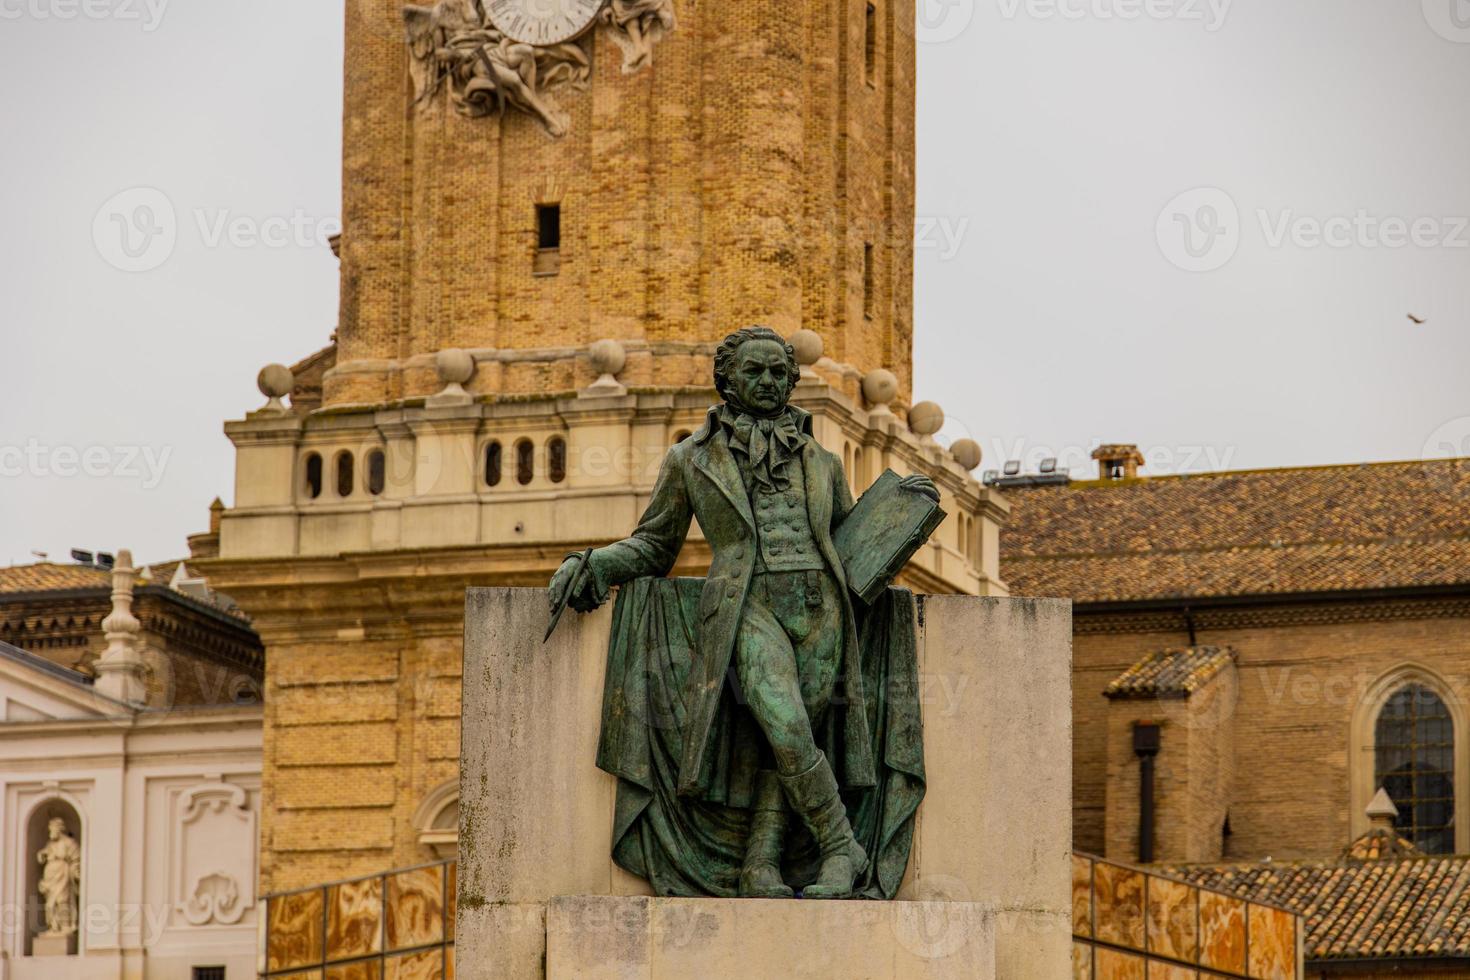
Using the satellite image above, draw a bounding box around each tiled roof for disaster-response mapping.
[1103,646,1235,699]
[0,563,110,594]
[1166,852,1470,961]
[1002,458,1470,603]
[1340,827,1422,864]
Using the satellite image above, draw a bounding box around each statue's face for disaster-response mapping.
[48,820,62,839]
[730,339,791,414]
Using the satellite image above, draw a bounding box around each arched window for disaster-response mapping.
[366,450,385,496]
[1376,684,1455,853]
[547,436,567,484]
[335,451,355,497]
[515,439,534,486]
[485,441,503,487]
[303,453,323,499]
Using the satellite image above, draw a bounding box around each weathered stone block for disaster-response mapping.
[546,896,995,979]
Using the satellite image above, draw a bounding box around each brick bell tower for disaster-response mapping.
[333,0,918,407]
[200,0,1008,892]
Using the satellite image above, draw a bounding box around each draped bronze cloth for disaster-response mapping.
[595,576,926,899]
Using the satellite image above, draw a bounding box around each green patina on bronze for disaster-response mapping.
[550,326,942,900]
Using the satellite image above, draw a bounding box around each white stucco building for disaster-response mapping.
[0,553,262,980]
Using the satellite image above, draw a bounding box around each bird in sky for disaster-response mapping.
[1407,314,1426,324]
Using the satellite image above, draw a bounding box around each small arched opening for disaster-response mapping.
[335,451,355,497]
[515,439,534,486]
[303,453,323,499]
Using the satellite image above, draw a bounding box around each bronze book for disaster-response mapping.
[834,469,947,604]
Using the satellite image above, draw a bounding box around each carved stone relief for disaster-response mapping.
[402,0,675,139]
[172,782,256,927]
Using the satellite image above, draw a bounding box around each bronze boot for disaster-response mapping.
[740,771,794,898]
[779,755,867,899]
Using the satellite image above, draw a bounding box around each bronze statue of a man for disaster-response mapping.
[551,326,937,899]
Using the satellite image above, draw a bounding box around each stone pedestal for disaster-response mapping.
[31,933,73,956]
[458,588,1072,980]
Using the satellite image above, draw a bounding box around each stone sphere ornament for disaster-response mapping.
[950,438,983,471]
[586,339,629,395]
[908,401,945,438]
[589,339,628,378]
[861,369,899,412]
[789,329,823,372]
[435,348,476,386]
[256,364,293,412]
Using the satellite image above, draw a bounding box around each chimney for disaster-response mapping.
[1366,788,1400,832]
[1092,444,1145,481]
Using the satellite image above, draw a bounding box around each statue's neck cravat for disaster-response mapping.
[719,404,803,494]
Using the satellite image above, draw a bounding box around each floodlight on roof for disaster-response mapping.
[70,549,94,565]
[1002,460,1021,476]
[1039,458,1058,474]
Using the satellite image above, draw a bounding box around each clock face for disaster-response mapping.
[485,0,605,46]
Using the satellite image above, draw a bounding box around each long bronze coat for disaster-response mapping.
[593,404,877,797]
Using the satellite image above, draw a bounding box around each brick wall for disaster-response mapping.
[1077,600,1470,863]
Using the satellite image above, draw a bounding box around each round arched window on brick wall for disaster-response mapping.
[1351,664,1470,854]
[1376,684,1455,854]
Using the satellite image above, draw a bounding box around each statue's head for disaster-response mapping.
[47,818,65,839]
[713,326,800,417]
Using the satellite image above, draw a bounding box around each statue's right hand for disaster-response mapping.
[550,552,606,614]
[549,556,582,612]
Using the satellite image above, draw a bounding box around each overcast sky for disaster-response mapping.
[2,0,1467,568]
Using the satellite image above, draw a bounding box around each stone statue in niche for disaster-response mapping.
[549,326,944,899]
[401,0,675,139]
[37,818,81,937]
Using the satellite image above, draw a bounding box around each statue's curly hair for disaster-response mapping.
[712,326,800,401]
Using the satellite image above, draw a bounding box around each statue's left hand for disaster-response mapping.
[899,474,941,503]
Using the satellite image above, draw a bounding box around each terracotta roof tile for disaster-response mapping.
[1002,458,1470,602]
[1341,828,1423,864]
[1104,645,1235,698]
[0,563,110,594]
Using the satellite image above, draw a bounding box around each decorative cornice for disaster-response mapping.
[1075,593,1470,635]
